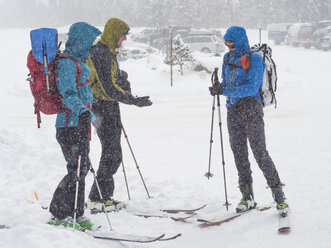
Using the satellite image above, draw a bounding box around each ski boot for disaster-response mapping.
[236,184,257,213]
[76,215,93,230]
[271,184,289,217]
[87,198,126,214]
[48,216,81,230]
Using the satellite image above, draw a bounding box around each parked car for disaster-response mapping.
[267,23,293,45]
[319,34,331,51]
[118,43,156,60]
[182,35,224,54]
[312,24,331,49]
[286,23,314,48]
[131,28,157,43]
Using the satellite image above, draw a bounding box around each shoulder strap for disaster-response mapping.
[224,53,243,70]
[59,53,81,84]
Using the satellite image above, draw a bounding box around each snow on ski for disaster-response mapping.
[278,215,291,234]
[161,204,207,214]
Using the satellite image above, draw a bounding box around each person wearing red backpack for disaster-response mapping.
[86,18,152,213]
[48,22,101,230]
[209,26,289,217]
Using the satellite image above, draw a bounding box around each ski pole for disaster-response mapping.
[205,95,216,179]
[121,123,151,198]
[73,155,81,231]
[42,42,50,91]
[121,160,131,200]
[88,156,113,232]
[212,68,230,211]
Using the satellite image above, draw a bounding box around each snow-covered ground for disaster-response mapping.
[0,27,330,248]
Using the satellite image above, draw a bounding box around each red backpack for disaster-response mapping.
[27,28,81,128]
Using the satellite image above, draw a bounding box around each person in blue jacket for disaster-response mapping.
[49,22,101,229]
[209,26,289,217]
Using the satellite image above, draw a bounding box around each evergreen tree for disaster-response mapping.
[164,35,194,75]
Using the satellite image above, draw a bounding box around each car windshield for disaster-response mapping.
[300,26,313,35]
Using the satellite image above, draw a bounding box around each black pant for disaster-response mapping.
[49,116,90,219]
[227,97,281,188]
[89,99,122,201]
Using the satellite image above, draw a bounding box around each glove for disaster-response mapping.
[117,70,131,93]
[78,110,91,128]
[119,70,128,80]
[134,96,153,107]
[79,111,90,122]
[117,78,131,93]
[209,83,225,96]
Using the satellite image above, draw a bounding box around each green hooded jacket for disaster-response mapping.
[87,18,132,102]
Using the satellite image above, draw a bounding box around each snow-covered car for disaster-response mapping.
[287,23,314,48]
[119,47,148,60]
[319,34,331,51]
[267,23,293,45]
[312,25,331,49]
[118,43,156,60]
[131,28,157,42]
[182,35,224,54]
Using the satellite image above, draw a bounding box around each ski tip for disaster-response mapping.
[278,227,291,234]
[159,233,182,241]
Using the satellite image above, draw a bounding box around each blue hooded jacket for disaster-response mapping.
[55,22,101,128]
[221,26,265,108]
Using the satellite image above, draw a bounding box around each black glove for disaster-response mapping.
[117,78,131,93]
[134,96,153,107]
[119,70,128,80]
[117,70,131,93]
[209,83,225,96]
[78,110,91,126]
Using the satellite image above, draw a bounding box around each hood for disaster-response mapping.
[99,18,130,52]
[224,26,250,56]
[64,22,101,60]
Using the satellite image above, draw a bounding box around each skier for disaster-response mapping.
[209,26,289,216]
[86,18,152,213]
[49,22,101,229]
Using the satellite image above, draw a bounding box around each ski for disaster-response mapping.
[87,231,181,243]
[197,204,273,228]
[198,213,241,228]
[91,232,165,243]
[278,215,291,234]
[134,212,197,223]
[159,233,182,241]
[170,213,197,222]
[161,204,207,214]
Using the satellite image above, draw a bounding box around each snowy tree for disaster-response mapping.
[164,35,194,75]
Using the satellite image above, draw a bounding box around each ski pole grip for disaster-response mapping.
[213,67,219,84]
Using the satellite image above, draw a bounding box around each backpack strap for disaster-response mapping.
[224,53,243,70]
[224,52,253,71]
[58,54,84,130]
[59,53,81,85]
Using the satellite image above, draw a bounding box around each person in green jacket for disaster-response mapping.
[86,18,152,213]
